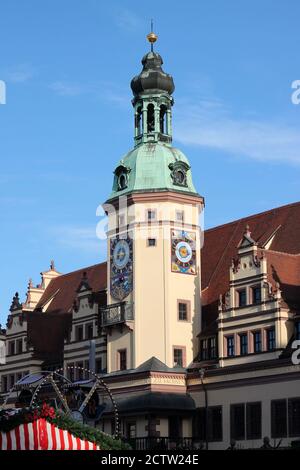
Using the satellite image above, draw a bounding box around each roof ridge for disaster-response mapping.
[204,201,300,234]
[263,249,300,258]
[50,261,106,281]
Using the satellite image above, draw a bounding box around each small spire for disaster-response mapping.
[146,19,158,52]
[10,292,22,312]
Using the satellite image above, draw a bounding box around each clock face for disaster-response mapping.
[113,240,130,269]
[175,241,193,264]
[110,236,133,301]
[171,230,196,275]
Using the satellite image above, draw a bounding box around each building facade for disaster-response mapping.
[1,34,300,449]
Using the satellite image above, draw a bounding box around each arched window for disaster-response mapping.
[147,103,155,133]
[160,105,167,134]
[136,106,142,135]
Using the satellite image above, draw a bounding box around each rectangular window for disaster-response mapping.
[253,331,262,353]
[16,372,22,382]
[208,406,223,442]
[201,337,217,360]
[75,325,84,342]
[193,407,222,442]
[252,286,261,304]
[77,362,84,381]
[9,374,15,389]
[9,341,15,355]
[68,364,75,382]
[84,360,89,379]
[17,339,23,354]
[147,238,156,247]
[200,339,208,361]
[173,347,185,367]
[126,422,137,439]
[288,398,300,437]
[227,336,235,357]
[178,302,188,321]
[238,289,247,307]
[239,333,248,356]
[246,402,262,439]
[96,358,102,374]
[296,322,300,341]
[192,408,206,441]
[267,328,276,351]
[209,337,217,359]
[147,209,156,221]
[230,404,245,440]
[86,323,93,340]
[118,349,127,371]
[271,400,287,438]
[169,416,183,439]
[175,210,184,222]
[2,376,8,393]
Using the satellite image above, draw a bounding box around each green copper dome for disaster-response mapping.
[107,142,198,201]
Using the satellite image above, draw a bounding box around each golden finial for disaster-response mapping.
[146,19,158,52]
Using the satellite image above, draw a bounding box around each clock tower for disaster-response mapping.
[101,30,204,373]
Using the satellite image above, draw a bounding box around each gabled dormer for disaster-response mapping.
[217,225,290,367]
[23,261,61,311]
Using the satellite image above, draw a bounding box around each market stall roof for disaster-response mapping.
[15,373,45,390]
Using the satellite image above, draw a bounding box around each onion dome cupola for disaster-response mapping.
[107,27,201,202]
[131,28,175,148]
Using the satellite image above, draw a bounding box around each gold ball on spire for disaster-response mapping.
[147,31,158,44]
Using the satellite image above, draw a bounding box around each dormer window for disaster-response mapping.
[252,286,261,305]
[118,173,127,190]
[169,161,190,188]
[238,289,247,307]
[114,164,131,192]
[200,336,217,360]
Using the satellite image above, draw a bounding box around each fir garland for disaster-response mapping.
[0,404,130,450]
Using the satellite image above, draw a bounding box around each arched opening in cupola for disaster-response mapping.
[160,105,167,134]
[136,105,142,135]
[147,103,155,133]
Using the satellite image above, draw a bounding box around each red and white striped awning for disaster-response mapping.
[0,418,100,450]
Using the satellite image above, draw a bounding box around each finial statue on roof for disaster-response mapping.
[244,224,251,237]
[10,292,22,312]
[28,278,34,289]
[146,19,158,52]
[50,260,55,271]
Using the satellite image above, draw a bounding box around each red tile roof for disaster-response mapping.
[35,262,107,314]
[265,250,300,309]
[201,202,300,309]
[27,311,72,362]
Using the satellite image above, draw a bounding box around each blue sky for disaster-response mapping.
[0,0,299,323]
